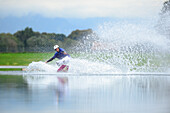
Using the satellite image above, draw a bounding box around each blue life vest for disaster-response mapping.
[52,48,70,60]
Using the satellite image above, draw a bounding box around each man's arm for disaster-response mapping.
[45,57,55,63]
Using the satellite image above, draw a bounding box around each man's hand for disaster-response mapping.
[56,62,61,66]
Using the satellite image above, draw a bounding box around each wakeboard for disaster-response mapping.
[57,65,69,72]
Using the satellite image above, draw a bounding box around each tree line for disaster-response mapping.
[0,27,93,52]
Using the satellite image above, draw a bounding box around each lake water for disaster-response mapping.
[0,74,170,113]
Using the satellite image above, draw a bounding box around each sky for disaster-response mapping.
[0,0,166,34]
[0,0,165,18]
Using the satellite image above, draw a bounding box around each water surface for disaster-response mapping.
[0,74,170,113]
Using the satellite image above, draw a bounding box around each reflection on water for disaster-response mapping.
[0,74,170,113]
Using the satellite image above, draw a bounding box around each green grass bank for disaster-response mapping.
[0,53,54,66]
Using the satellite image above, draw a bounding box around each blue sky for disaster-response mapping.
[0,0,165,35]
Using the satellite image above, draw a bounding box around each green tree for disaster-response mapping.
[0,33,23,52]
[67,29,93,40]
[14,27,35,47]
[54,34,66,41]
[42,33,66,41]
[26,35,57,52]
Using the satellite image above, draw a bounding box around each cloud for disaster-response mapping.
[0,0,165,18]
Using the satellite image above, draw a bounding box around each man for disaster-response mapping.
[45,45,71,72]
